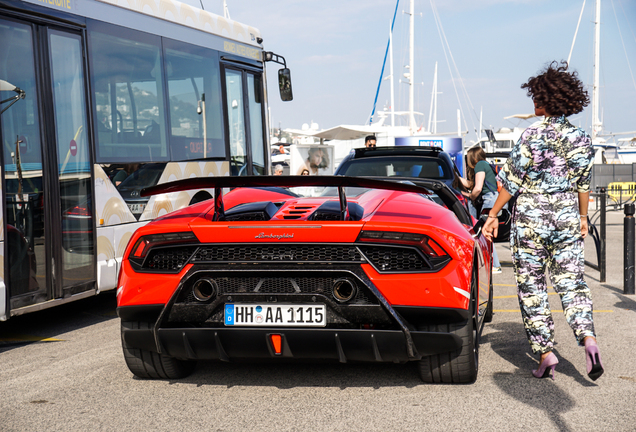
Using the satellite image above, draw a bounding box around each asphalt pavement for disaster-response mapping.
[0,208,635,431]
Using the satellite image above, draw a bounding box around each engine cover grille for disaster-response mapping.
[191,245,365,263]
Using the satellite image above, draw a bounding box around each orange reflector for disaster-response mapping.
[270,334,282,355]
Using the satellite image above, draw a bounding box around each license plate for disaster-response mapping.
[127,203,145,214]
[224,304,326,327]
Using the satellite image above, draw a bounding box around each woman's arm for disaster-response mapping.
[578,191,590,239]
[468,172,485,200]
[482,188,513,240]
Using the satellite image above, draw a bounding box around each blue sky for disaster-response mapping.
[189,0,636,142]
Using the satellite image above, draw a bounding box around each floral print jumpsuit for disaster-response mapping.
[497,115,596,354]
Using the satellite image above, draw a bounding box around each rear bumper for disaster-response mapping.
[121,326,462,363]
[118,265,471,363]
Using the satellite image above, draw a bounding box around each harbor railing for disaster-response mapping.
[586,189,606,282]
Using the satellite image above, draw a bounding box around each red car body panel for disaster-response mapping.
[118,189,482,310]
[117,262,194,306]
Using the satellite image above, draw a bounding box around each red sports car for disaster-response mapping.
[117,176,493,383]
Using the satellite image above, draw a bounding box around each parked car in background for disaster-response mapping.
[334,146,469,210]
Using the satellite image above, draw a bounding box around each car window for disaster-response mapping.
[339,156,452,180]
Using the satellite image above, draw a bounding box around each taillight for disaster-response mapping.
[357,230,449,259]
[358,231,424,242]
[130,231,198,259]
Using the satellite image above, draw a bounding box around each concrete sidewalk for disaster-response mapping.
[481,208,636,430]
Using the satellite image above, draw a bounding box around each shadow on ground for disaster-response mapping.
[155,360,423,390]
[484,321,596,432]
[0,291,117,353]
[612,293,636,312]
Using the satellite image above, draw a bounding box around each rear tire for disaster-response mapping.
[418,275,478,384]
[121,321,196,379]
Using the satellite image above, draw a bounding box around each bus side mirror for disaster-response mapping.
[278,68,293,102]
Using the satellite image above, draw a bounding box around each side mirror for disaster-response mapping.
[278,68,293,101]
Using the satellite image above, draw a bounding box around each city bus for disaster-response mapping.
[0,0,292,320]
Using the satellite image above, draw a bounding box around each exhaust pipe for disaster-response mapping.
[192,278,217,302]
[332,278,357,303]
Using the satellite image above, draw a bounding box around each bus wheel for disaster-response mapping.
[121,321,196,379]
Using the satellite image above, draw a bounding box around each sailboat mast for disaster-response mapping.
[389,19,395,127]
[427,62,438,134]
[592,0,601,140]
[408,0,416,134]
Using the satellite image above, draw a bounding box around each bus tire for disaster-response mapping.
[121,321,196,379]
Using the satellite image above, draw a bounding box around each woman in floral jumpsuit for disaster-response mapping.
[483,61,604,381]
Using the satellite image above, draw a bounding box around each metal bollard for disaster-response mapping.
[600,190,606,283]
[624,203,635,295]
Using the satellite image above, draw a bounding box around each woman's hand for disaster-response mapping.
[483,216,499,241]
[580,216,588,239]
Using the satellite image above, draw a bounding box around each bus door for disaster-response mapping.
[222,65,266,176]
[46,28,95,299]
[0,18,95,313]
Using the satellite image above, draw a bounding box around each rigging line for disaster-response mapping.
[618,0,636,44]
[430,2,462,129]
[429,0,476,122]
[430,0,476,134]
[430,1,475,135]
[367,0,400,125]
[567,0,586,66]
[611,0,636,95]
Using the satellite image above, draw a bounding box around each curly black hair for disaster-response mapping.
[521,61,590,116]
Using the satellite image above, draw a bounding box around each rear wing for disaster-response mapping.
[141,175,471,225]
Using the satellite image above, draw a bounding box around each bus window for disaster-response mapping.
[89,23,168,163]
[247,73,265,175]
[164,39,224,161]
[225,69,247,175]
[49,30,95,289]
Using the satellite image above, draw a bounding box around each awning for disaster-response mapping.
[286,124,389,141]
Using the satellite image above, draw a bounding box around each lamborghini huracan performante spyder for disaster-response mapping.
[116,176,494,384]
